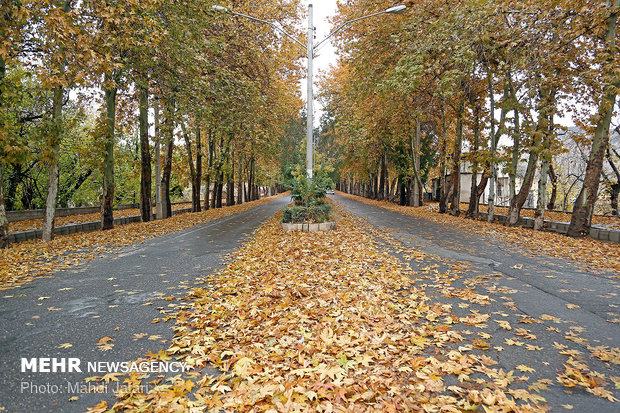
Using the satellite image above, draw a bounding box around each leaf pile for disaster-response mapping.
[0,195,283,290]
[9,203,194,233]
[339,192,620,274]
[99,208,567,412]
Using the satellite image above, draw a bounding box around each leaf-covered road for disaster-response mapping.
[333,192,620,410]
[2,192,618,412]
[95,193,618,412]
[0,196,289,413]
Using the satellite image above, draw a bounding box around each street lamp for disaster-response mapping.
[212,3,406,180]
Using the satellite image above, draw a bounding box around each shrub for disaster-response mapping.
[282,167,333,224]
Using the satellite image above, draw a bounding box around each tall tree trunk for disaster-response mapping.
[378,154,386,201]
[533,111,556,229]
[204,176,210,210]
[466,105,482,218]
[439,104,449,213]
[0,161,7,249]
[139,85,152,222]
[487,81,510,222]
[216,173,224,208]
[160,99,174,219]
[450,102,464,216]
[510,106,520,201]
[534,159,550,230]
[568,0,620,237]
[506,150,538,226]
[204,127,214,210]
[534,115,553,230]
[237,154,243,205]
[210,171,217,209]
[227,152,235,206]
[399,174,407,206]
[194,124,202,212]
[42,96,62,240]
[486,73,498,222]
[384,153,390,201]
[42,78,65,240]
[547,163,558,211]
[467,168,489,219]
[0,55,7,247]
[248,157,255,201]
[41,0,70,241]
[154,96,162,219]
[101,74,117,231]
[606,149,620,215]
[410,119,424,207]
[181,121,198,212]
[506,80,553,226]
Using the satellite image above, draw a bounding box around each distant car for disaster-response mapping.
[327,189,335,194]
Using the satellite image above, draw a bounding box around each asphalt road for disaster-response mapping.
[2,192,618,412]
[0,196,288,413]
[332,192,620,411]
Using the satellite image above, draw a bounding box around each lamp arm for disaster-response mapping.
[314,10,386,52]
[230,10,307,53]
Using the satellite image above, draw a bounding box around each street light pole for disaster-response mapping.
[212,3,406,181]
[306,5,314,180]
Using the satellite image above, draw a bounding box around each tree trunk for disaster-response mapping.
[0,55,7,247]
[227,152,235,206]
[534,113,555,230]
[248,157,255,201]
[534,158,550,230]
[216,173,223,208]
[439,104,449,213]
[509,94,521,201]
[466,105,482,219]
[139,85,152,222]
[160,99,174,219]
[506,79,554,226]
[41,0,70,241]
[506,148,539,226]
[568,0,620,237]
[410,119,424,207]
[486,73,497,222]
[487,80,510,222]
[211,171,218,209]
[399,174,406,206]
[181,121,198,212]
[154,96,162,219]
[450,102,464,216]
[0,161,8,249]
[547,163,558,211]
[194,125,202,212]
[101,76,117,231]
[378,154,386,201]
[42,84,63,241]
[204,176,210,211]
[611,183,620,216]
[467,168,489,219]
[204,127,214,210]
[237,154,243,205]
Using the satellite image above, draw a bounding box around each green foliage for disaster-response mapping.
[282,165,333,223]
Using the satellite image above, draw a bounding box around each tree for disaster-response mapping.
[568,0,620,236]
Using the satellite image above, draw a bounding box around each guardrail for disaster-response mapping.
[7,208,193,244]
[6,202,195,223]
[478,212,620,244]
